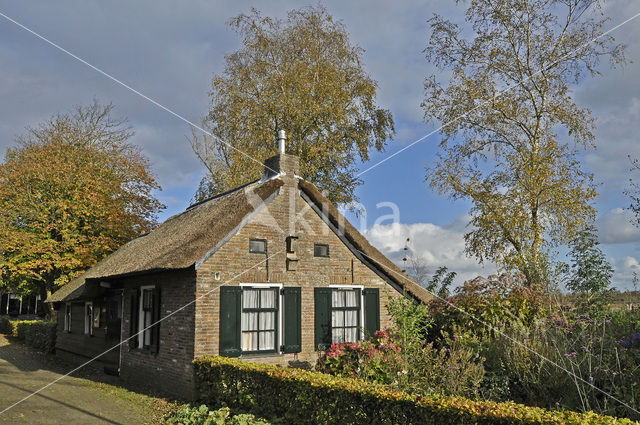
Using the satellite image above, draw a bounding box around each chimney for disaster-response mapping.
[278,129,286,154]
[264,130,300,178]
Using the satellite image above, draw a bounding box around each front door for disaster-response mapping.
[103,293,122,375]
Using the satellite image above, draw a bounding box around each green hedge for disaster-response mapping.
[0,317,57,354]
[0,316,12,334]
[194,356,639,425]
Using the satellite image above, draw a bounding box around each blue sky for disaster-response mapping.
[1,0,640,288]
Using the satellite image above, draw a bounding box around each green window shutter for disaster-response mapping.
[219,286,242,357]
[150,287,161,354]
[282,287,301,353]
[129,293,139,349]
[314,288,332,351]
[364,288,380,339]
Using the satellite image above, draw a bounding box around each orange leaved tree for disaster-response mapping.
[0,101,164,310]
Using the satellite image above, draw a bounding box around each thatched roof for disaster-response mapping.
[299,180,433,304]
[47,178,283,303]
[48,175,430,305]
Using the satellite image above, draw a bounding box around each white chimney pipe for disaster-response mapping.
[277,129,286,154]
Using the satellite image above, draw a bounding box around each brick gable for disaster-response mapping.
[195,176,400,366]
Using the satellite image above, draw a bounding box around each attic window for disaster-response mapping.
[249,239,267,254]
[314,243,329,258]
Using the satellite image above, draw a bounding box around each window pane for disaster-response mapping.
[345,310,358,327]
[345,327,358,343]
[249,239,266,253]
[261,289,276,308]
[332,328,343,343]
[242,312,259,331]
[242,332,258,351]
[259,311,275,331]
[259,331,275,350]
[142,290,153,311]
[332,290,344,307]
[345,290,357,307]
[314,244,329,257]
[243,289,259,309]
[332,310,343,327]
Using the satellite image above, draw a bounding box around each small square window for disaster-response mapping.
[314,243,329,257]
[249,239,267,254]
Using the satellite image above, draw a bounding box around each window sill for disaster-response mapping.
[130,347,157,355]
[240,351,282,358]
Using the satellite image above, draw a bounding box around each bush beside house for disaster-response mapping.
[0,316,57,353]
[194,356,638,425]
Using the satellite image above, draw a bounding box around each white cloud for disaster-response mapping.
[597,208,640,244]
[610,256,640,291]
[364,216,497,285]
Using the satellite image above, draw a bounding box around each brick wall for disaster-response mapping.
[55,302,112,365]
[120,269,197,399]
[195,174,401,367]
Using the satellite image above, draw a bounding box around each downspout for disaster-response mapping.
[118,289,125,374]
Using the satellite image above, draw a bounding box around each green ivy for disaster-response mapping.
[194,356,639,425]
[166,405,275,425]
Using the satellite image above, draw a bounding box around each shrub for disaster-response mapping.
[0,316,12,334]
[316,331,485,398]
[0,318,56,353]
[316,330,403,385]
[427,273,547,345]
[482,311,640,419]
[194,356,638,425]
[166,405,275,425]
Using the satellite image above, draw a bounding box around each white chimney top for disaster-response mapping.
[277,130,286,154]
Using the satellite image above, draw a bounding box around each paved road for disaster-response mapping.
[0,335,161,425]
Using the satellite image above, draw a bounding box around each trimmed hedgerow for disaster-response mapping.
[0,316,12,334]
[194,356,639,425]
[0,318,56,353]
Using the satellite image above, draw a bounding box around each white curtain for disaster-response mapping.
[330,289,359,343]
[261,289,275,308]
[241,288,277,351]
[260,311,275,330]
[332,328,343,343]
[332,310,344,327]
[243,289,259,309]
[242,332,258,351]
[259,331,275,350]
[345,290,357,307]
[344,327,358,342]
[332,290,344,308]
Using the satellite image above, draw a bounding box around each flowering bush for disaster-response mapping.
[316,301,485,399]
[316,330,403,385]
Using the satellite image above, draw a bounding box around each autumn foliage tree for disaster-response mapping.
[191,5,395,205]
[0,102,164,301]
[422,0,625,286]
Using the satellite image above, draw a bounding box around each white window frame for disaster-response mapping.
[64,303,72,332]
[239,283,283,354]
[138,285,155,349]
[84,302,93,335]
[329,285,365,343]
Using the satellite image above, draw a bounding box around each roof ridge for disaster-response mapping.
[186,178,261,211]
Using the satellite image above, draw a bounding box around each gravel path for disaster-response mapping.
[0,335,165,424]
